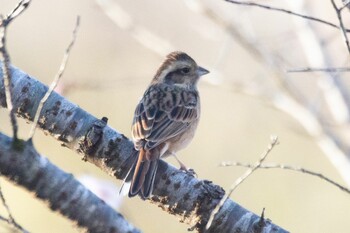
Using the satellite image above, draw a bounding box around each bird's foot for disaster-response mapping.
[180,166,197,178]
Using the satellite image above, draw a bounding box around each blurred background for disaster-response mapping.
[0,0,350,232]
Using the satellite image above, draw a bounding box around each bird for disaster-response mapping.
[128,51,209,198]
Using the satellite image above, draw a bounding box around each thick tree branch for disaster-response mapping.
[0,64,289,232]
[0,133,140,233]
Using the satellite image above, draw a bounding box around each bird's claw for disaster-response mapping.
[180,167,197,178]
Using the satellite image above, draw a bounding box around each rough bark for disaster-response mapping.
[0,133,140,233]
[0,63,289,233]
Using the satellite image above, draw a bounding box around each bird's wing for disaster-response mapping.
[131,85,199,151]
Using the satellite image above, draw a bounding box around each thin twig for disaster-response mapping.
[0,215,8,223]
[287,67,350,73]
[220,161,350,195]
[0,0,31,140]
[28,16,80,140]
[0,0,32,140]
[206,136,279,230]
[0,215,20,231]
[0,16,18,140]
[340,1,350,11]
[0,183,15,225]
[0,1,32,231]
[5,0,31,25]
[330,0,350,55]
[225,0,350,32]
[0,182,29,232]
[201,0,350,186]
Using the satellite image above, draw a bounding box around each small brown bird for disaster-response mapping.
[128,51,209,198]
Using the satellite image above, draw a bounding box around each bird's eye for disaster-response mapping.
[181,67,190,74]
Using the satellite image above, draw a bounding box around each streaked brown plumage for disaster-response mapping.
[128,51,209,198]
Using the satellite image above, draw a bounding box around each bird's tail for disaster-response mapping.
[128,149,159,198]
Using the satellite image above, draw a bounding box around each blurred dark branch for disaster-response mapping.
[28,16,80,140]
[0,64,289,233]
[0,133,140,233]
[220,161,350,195]
[287,67,350,73]
[225,0,350,32]
[0,183,29,233]
[330,0,350,55]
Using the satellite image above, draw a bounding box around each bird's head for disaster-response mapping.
[152,51,209,88]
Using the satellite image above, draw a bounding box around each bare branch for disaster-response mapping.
[287,67,350,73]
[0,65,289,233]
[225,0,350,32]
[5,0,31,25]
[206,136,279,230]
[28,16,80,140]
[0,18,18,141]
[196,0,350,186]
[220,161,350,195]
[0,0,32,141]
[0,133,140,233]
[340,1,350,11]
[330,0,350,55]
[0,183,29,233]
[0,215,28,232]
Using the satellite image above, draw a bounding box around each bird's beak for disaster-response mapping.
[197,66,210,76]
